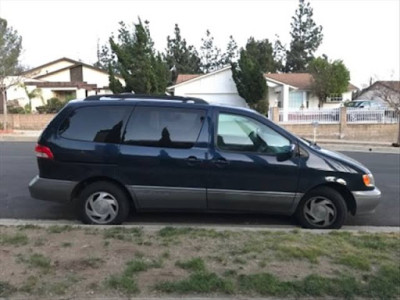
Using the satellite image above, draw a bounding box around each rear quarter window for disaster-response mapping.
[58,106,129,143]
[123,106,206,149]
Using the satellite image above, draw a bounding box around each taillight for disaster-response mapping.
[35,144,54,160]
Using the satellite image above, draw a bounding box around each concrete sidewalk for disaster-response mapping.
[0,130,42,142]
[1,130,399,153]
[0,218,399,233]
[317,139,400,153]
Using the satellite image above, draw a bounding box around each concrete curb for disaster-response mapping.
[0,219,398,233]
[320,143,400,154]
[0,135,38,142]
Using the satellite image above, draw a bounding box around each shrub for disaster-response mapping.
[7,106,25,114]
[36,97,66,114]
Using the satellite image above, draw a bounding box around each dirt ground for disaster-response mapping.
[0,225,399,299]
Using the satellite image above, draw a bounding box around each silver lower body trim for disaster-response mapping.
[128,186,302,214]
[29,176,77,203]
[352,188,381,215]
[127,185,206,210]
[208,188,300,213]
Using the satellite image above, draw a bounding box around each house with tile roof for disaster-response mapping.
[167,67,358,118]
[0,57,124,113]
[264,73,357,110]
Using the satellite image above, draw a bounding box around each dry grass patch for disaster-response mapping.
[0,225,398,299]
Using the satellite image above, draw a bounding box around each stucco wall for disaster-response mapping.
[6,84,69,112]
[6,83,53,111]
[82,67,124,88]
[38,69,71,82]
[25,60,75,78]
[173,68,247,107]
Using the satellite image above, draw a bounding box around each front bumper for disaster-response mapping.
[352,188,381,215]
[29,176,77,203]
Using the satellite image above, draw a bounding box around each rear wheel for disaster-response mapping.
[295,187,347,229]
[77,181,130,225]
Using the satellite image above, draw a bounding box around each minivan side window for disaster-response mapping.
[123,107,206,149]
[217,113,291,154]
[59,106,128,143]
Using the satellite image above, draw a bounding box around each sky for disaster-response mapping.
[0,0,399,88]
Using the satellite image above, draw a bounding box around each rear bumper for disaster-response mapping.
[352,188,381,215]
[29,176,77,203]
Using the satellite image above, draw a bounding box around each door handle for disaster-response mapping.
[212,158,229,168]
[186,156,201,166]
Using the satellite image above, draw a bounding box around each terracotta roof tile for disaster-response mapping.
[265,73,313,90]
[175,74,201,84]
[265,73,357,91]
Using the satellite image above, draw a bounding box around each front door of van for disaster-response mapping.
[207,110,300,213]
[118,105,209,210]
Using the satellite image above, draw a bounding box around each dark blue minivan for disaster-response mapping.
[29,94,381,229]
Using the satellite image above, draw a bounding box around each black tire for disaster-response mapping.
[77,181,130,225]
[295,187,347,229]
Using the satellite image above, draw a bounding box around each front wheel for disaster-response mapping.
[295,187,347,229]
[77,181,130,225]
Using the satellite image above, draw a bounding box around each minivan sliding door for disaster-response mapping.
[118,105,209,210]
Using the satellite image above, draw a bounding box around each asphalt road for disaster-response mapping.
[0,142,399,226]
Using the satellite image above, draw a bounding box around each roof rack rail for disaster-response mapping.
[84,93,208,104]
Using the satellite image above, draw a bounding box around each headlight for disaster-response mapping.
[362,174,375,187]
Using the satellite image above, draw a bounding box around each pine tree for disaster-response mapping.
[231,50,268,114]
[94,40,115,71]
[164,24,201,85]
[285,0,323,72]
[245,37,276,73]
[108,19,168,94]
[273,35,286,72]
[222,35,239,65]
[199,30,222,73]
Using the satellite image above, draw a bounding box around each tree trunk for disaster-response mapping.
[1,89,7,131]
[397,119,400,146]
[318,97,324,109]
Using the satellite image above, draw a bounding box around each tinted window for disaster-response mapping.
[217,113,290,154]
[123,107,205,149]
[59,106,128,143]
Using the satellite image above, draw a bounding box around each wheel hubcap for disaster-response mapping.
[304,196,337,227]
[85,192,118,224]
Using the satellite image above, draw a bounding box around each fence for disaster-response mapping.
[276,107,398,124]
[346,107,398,124]
[269,106,399,142]
[279,108,340,124]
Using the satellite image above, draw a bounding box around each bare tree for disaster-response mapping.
[0,18,23,130]
[375,82,400,146]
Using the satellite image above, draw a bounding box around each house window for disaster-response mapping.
[326,94,343,102]
[289,91,303,109]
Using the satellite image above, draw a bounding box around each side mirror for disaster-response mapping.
[277,143,296,162]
